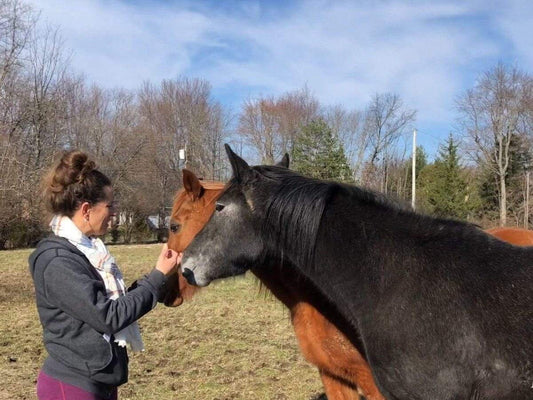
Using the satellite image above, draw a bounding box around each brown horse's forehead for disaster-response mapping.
[170,190,189,220]
[171,186,225,221]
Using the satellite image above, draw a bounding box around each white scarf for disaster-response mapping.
[50,215,144,352]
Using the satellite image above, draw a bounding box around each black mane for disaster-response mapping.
[255,166,334,269]
[249,165,477,269]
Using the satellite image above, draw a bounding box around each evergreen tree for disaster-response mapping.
[292,119,353,182]
[477,134,532,222]
[419,134,479,220]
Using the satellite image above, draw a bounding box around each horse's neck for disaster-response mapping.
[251,254,366,343]
[283,193,417,319]
[252,266,300,309]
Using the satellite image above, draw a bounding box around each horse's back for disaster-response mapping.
[486,226,533,246]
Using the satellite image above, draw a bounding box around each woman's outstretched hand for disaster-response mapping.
[155,244,182,276]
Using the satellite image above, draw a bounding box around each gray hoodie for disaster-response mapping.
[29,236,166,398]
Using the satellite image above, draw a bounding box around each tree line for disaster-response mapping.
[1,0,532,249]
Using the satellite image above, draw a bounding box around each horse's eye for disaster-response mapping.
[215,202,225,212]
[170,223,180,233]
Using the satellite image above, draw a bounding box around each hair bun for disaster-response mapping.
[60,151,96,186]
[77,159,96,184]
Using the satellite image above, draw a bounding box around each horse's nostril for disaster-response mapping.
[181,268,197,285]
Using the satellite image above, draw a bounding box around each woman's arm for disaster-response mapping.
[42,255,166,335]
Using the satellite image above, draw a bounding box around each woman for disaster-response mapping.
[29,150,181,400]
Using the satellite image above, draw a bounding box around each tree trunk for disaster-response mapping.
[500,173,507,226]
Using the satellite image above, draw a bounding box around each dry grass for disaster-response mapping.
[0,244,325,400]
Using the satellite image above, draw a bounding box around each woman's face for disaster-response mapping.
[87,186,117,236]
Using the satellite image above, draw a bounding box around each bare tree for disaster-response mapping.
[360,93,416,190]
[204,102,230,180]
[238,87,319,163]
[457,64,533,226]
[0,2,58,248]
[78,85,111,157]
[22,23,69,168]
[0,0,34,88]
[137,77,228,235]
[238,97,279,164]
[323,105,367,182]
[106,95,154,244]
[364,93,417,166]
[0,0,35,178]
[139,78,227,177]
[276,86,319,154]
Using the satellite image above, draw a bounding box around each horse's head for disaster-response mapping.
[181,145,292,287]
[161,170,225,306]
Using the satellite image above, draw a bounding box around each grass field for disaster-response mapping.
[0,244,325,400]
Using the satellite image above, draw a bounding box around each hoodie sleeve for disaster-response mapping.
[42,255,166,335]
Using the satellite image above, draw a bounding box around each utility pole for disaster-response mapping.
[179,146,187,170]
[525,170,530,228]
[411,129,417,210]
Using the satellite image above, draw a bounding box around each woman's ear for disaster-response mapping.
[80,202,91,221]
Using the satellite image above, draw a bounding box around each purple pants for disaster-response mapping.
[36,371,118,400]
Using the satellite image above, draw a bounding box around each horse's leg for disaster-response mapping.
[344,365,384,400]
[316,341,385,400]
[253,268,384,400]
[291,303,384,400]
[319,371,361,400]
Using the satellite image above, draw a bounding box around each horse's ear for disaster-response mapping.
[182,169,203,200]
[225,144,251,183]
[276,153,290,168]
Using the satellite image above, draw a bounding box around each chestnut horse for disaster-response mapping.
[486,226,533,246]
[158,178,224,307]
[164,170,533,400]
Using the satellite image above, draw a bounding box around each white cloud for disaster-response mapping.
[28,0,214,87]
[492,0,533,67]
[26,0,532,154]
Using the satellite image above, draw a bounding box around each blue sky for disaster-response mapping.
[28,0,533,157]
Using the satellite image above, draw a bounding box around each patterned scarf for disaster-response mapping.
[50,215,144,352]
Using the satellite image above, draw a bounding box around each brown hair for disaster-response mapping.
[43,150,112,217]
